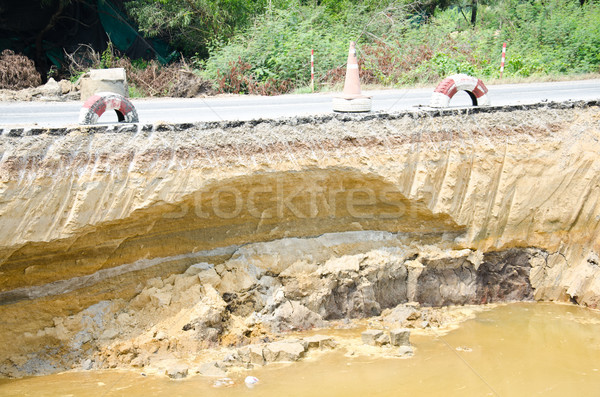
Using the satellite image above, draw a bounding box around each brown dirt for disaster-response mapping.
[0,50,42,90]
[116,58,214,98]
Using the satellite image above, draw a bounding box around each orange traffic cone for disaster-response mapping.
[332,41,372,112]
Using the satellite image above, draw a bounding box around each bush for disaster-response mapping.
[65,44,212,98]
[202,5,366,94]
[118,58,213,98]
[0,50,42,90]
[201,0,600,94]
[126,0,269,57]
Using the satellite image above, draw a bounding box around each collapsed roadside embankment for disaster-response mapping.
[0,101,599,378]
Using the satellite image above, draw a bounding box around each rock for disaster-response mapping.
[198,361,227,377]
[165,363,188,379]
[116,312,131,326]
[265,301,323,332]
[318,255,361,276]
[40,78,61,96]
[173,275,200,292]
[405,260,425,302]
[81,359,93,370]
[389,328,411,346]
[213,377,234,388]
[375,333,389,346]
[58,79,73,94]
[185,262,212,274]
[100,328,118,340]
[146,278,164,289]
[296,250,409,319]
[131,356,147,367]
[177,287,228,343]
[197,268,222,288]
[383,305,420,323]
[185,264,222,287]
[407,311,421,321]
[151,290,172,307]
[131,287,171,309]
[117,342,133,355]
[587,252,599,266]
[238,344,265,366]
[397,345,414,357]
[361,330,383,346]
[286,338,309,350]
[303,335,337,349]
[263,341,306,362]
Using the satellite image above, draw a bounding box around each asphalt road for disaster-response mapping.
[0,79,599,127]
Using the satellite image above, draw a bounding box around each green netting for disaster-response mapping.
[97,0,175,63]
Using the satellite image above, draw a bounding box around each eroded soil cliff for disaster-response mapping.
[0,104,599,377]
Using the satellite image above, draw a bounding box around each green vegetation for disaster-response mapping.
[123,0,600,95]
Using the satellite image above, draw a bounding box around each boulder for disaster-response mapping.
[263,341,307,362]
[198,361,227,377]
[40,78,61,96]
[165,363,188,379]
[396,345,414,357]
[303,335,336,350]
[375,333,389,346]
[58,79,73,94]
[238,344,265,366]
[389,328,411,346]
[382,305,418,324]
[266,301,323,332]
[361,330,383,346]
[81,359,93,370]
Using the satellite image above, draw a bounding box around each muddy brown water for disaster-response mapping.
[1,302,599,396]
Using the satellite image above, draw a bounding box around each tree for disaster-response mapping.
[126,0,269,57]
[36,0,73,78]
[471,0,477,25]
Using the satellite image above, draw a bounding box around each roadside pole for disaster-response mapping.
[500,42,507,78]
[311,49,315,92]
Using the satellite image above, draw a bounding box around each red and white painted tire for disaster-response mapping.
[430,74,490,108]
[79,92,139,125]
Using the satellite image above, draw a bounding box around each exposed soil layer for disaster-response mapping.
[0,102,599,378]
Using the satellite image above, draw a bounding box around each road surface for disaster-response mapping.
[0,79,599,127]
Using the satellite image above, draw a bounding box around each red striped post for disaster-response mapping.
[311,49,315,92]
[500,42,507,78]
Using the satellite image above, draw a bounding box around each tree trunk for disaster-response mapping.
[471,0,478,26]
[35,0,67,82]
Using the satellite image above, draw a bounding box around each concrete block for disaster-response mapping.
[80,68,128,101]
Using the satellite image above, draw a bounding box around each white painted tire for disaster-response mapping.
[332,97,372,113]
[79,92,139,125]
[430,74,490,108]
